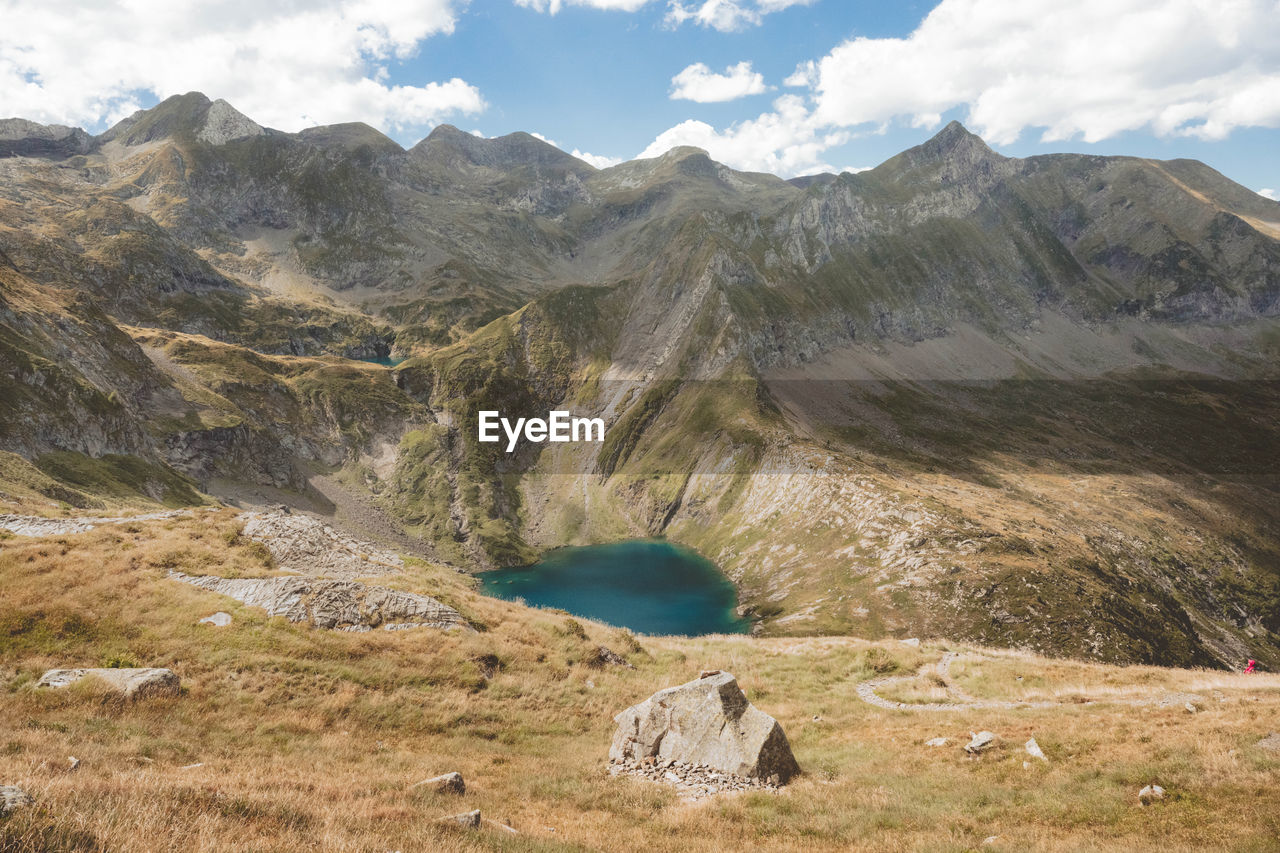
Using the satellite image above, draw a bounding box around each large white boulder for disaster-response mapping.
[609,671,800,783]
[37,668,180,699]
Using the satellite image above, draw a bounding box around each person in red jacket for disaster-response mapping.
[1245,659,1256,673]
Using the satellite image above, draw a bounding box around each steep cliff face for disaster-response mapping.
[2,95,1279,667]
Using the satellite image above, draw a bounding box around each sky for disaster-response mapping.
[1,0,1278,197]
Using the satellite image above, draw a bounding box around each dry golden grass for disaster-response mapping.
[1,511,1278,851]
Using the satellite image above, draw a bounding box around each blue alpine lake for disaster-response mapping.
[480,540,750,636]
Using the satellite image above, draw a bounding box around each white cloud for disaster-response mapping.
[666,0,759,31]
[784,60,818,88]
[572,149,623,168]
[514,0,651,12]
[665,0,812,32]
[1259,188,1279,200]
[0,0,485,133]
[639,94,847,176]
[518,132,621,169]
[670,61,769,103]
[646,0,1280,178]
[807,0,1280,145]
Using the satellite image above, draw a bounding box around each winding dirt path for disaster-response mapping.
[854,651,1220,712]
[855,652,1058,712]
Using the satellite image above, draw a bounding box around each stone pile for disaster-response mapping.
[609,755,781,800]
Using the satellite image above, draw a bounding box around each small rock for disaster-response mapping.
[585,680,595,689]
[1,786,32,815]
[438,809,482,828]
[180,763,204,770]
[37,668,180,699]
[924,737,949,747]
[1184,702,1198,714]
[965,731,997,754]
[982,837,1000,846]
[68,756,80,771]
[199,612,232,627]
[1024,738,1047,762]
[587,646,634,669]
[413,772,465,795]
[812,715,822,722]
[901,638,921,647]
[483,819,518,835]
[1138,784,1165,805]
[1257,733,1280,751]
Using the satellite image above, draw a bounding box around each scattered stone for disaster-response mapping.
[901,638,921,647]
[1138,784,1165,805]
[438,809,482,829]
[965,731,997,754]
[982,837,1000,846]
[587,645,634,669]
[1184,702,1198,714]
[180,763,204,770]
[1257,733,1280,751]
[586,680,596,689]
[1024,738,1047,762]
[924,737,949,747]
[170,572,471,633]
[199,612,232,627]
[812,715,822,722]
[37,668,180,699]
[609,671,800,784]
[413,772,465,795]
[68,756,80,771]
[239,509,403,579]
[483,819,518,835]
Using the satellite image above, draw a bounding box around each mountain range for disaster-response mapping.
[2,92,1278,669]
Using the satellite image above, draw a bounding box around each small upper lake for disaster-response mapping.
[357,355,406,367]
[481,540,750,636]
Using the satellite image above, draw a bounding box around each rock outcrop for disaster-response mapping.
[37,668,180,699]
[170,572,470,632]
[1,786,32,815]
[609,671,800,783]
[0,510,191,537]
[239,510,404,579]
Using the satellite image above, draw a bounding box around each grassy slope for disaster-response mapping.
[0,512,1278,851]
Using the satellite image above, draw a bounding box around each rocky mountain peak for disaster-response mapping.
[295,122,402,154]
[0,118,92,158]
[96,91,264,148]
[412,124,591,174]
[907,119,1002,170]
[196,98,264,145]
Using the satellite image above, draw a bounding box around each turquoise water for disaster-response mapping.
[481,540,750,636]
[358,355,405,367]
